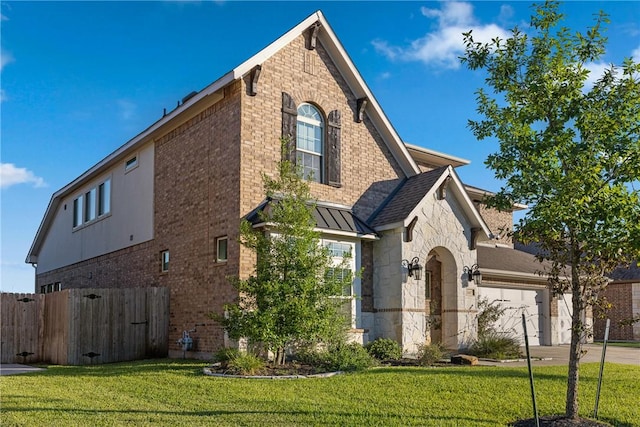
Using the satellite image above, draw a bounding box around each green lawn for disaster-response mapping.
[1,360,639,426]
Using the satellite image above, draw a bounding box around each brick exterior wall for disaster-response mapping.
[239,34,405,223]
[594,282,639,341]
[237,34,407,316]
[36,241,157,291]
[474,204,514,246]
[34,27,409,357]
[153,82,243,353]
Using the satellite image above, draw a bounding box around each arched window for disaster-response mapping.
[296,103,323,182]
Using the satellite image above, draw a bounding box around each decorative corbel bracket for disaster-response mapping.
[356,97,368,123]
[307,22,321,50]
[437,176,452,200]
[249,65,262,97]
[470,227,480,250]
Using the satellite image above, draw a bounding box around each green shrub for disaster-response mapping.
[416,343,444,366]
[213,347,241,364]
[476,297,507,339]
[225,352,266,376]
[468,332,522,359]
[297,343,375,372]
[365,338,403,360]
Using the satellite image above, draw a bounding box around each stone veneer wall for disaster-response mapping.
[372,185,478,354]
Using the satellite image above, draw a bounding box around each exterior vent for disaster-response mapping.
[181,91,198,104]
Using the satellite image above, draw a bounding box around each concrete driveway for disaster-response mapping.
[479,343,640,367]
[0,364,45,375]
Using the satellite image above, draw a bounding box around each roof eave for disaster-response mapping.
[405,143,470,168]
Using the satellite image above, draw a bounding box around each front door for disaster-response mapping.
[426,257,442,344]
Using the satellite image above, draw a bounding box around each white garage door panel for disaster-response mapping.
[557,294,573,345]
[478,287,543,346]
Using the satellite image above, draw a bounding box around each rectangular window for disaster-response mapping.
[326,267,352,296]
[47,283,53,293]
[72,178,111,229]
[84,188,96,222]
[73,194,83,227]
[326,242,352,258]
[125,156,138,172]
[425,270,432,300]
[54,282,61,292]
[161,250,169,272]
[98,179,111,216]
[40,285,47,294]
[216,237,228,262]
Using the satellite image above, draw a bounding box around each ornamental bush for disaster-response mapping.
[468,332,522,360]
[297,343,375,372]
[416,343,444,366]
[365,338,403,360]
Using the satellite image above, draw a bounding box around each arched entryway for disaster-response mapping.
[424,247,459,349]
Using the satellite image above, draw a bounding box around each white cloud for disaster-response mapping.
[1,51,14,72]
[373,2,510,70]
[584,62,610,88]
[633,46,640,63]
[421,2,475,27]
[117,99,137,121]
[0,163,46,189]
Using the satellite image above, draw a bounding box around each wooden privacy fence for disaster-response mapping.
[1,287,169,365]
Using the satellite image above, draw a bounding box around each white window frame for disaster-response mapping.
[216,237,228,263]
[73,194,83,228]
[323,239,357,328]
[72,177,111,229]
[161,250,170,273]
[296,103,323,183]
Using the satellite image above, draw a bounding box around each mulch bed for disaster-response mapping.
[510,416,612,426]
[206,361,328,377]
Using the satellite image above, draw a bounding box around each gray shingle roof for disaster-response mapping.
[368,166,448,228]
[477,245,554,276]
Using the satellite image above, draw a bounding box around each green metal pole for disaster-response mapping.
[523,313,539,427]
[594,318,610,419]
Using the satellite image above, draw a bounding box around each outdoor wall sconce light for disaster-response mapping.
[463,264,482,285]
[402,257,423,281]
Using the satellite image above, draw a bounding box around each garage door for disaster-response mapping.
[557,293,573,345]
[477,287,544,346]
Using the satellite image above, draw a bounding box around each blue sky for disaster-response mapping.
[1,1,639,293]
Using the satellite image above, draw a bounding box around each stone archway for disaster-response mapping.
[425,254,442,344]
[424,247,459,349]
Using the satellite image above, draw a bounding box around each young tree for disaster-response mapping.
[217,142,352,365]
[461,1,640,419]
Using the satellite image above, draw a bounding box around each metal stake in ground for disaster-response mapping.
[593,318,610,419]
[523,313,539,427]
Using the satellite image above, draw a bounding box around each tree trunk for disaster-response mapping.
[276,347,285,365]
[565,316,581,418]
[565,269,583,419]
